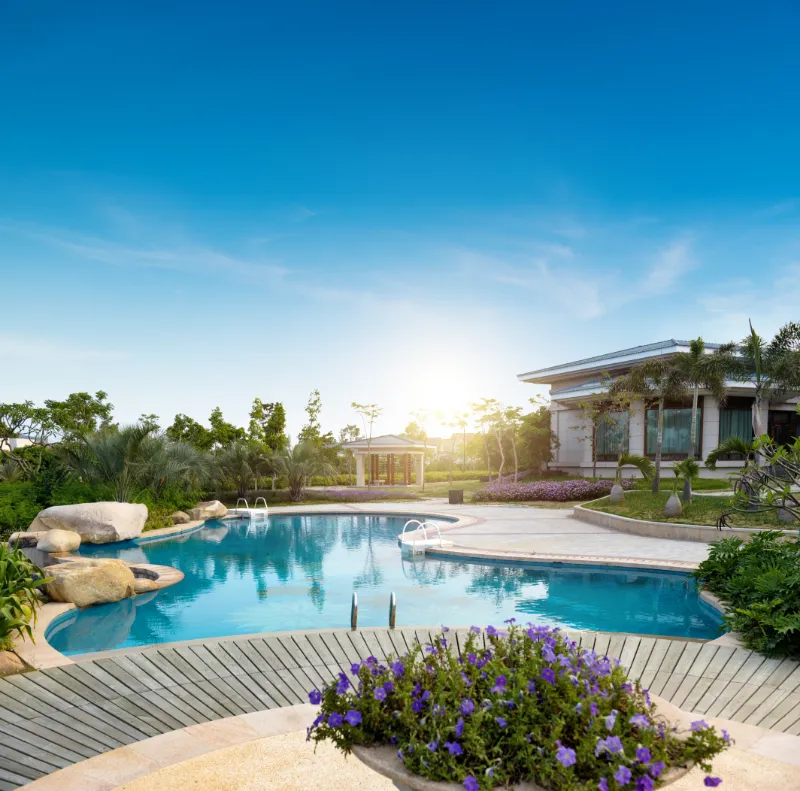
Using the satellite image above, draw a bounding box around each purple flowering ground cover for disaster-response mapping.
[473,479,636,503]
[307,624,727,790]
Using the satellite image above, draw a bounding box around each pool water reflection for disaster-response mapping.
[47,514,722,655]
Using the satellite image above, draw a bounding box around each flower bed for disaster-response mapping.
[473,479,636,503]
[307,624,727,790]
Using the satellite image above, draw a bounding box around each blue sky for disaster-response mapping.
[2,1,800,438]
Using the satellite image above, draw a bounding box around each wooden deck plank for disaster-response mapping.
[191,679,243,718]
[745,688,793,727]
[261,636,299,669]
[605,634,627,663]
[639,639,671,691]
[219,641,261,675]
[0,720,94,763]
[155,648,208,685]
[765,693,800,731]
[309,633,348,668]
[0,758,40,786]
[616,635,640,671]
[649,641,688,696]
[59,661,136,701]
[28,711,116,755]
[100,655,161,692]
[592,633,611,658]
[204,642,249,677]
[0,768,31,790]
[372,629,397,660]
[246,672,290,707]
[0,742,67,774]
[627,637,656,682]
[359,630,386,660]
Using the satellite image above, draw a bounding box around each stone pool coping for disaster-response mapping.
[574,500,797,543]
[16,700,800,791]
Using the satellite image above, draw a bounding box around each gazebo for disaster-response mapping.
[340,434,428,487]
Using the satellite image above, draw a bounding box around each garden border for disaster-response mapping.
[573,501,797,543]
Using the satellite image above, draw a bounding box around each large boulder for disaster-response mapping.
[7,532,46,549]
[170,511,191,525]
[188,500,227,521]
[30,502,147,544]
[43,558,136,608]
[36,529,81,554]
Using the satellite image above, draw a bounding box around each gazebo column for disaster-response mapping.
[355,454,365,488]
[403,454,410,485]
[388,454,395,485]
[415,454,424,487]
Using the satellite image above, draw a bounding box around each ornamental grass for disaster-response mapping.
[307,624,727,790]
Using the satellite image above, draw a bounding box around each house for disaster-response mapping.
[0,436,34,452]
[518,339,800,479]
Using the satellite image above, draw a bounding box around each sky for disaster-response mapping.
[2,1,800,439]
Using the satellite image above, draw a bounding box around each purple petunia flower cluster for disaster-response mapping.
[473,478,636,503]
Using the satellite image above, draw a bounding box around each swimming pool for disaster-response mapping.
[46,513,722,655]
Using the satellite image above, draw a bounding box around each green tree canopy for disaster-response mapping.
[166,413,214,450]
[208,406,246,448]
[248,399,288,451]
[45,391,114,440]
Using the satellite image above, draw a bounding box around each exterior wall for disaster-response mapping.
[550,403,586,468]
[0,437,33,452]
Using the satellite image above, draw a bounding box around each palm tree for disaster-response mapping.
[732,321,800,439]
[672,457,700,502]
[704,436,758,470]
[0,457,24,482]
[63,424,209,502]
[214,440,270,498]
[672,337,738,499]
[609,453,654,503]
[609,359,690,494]
[274,442,337,502]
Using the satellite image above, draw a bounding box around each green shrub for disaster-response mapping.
[0,543,50,645]
[0,483,41,541]
[422,470,488,483]
[309,624,728,790]
[694,532,800,657]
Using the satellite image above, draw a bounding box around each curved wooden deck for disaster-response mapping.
[3,627,800,790]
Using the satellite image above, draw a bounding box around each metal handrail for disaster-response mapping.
[253,496,268,519]
[235,497,249,516]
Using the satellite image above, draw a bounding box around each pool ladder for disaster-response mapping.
[350,591,396,630]
[234,497,269,521]
[399,519,445,554]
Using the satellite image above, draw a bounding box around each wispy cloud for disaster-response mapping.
[0,335,125,363]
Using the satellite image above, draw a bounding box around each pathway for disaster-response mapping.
[4,627,800,790]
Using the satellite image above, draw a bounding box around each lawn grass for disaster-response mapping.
[586,490,795,529]
[633,477,731,492]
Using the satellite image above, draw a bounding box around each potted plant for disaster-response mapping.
[307,624,728,790]
[610,454,654,504]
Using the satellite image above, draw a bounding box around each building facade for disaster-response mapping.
[518,340,800,478]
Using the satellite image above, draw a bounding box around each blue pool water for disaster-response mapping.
[47,514,722,655]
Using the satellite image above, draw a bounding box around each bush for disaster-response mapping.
[308,624,727,790]
[694,532,800,658]
[423,471,488,483]
[0,482,41,541]
[0,543,50,645]
[472,479,636,503]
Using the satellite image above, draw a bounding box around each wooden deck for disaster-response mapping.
[3,627,800,790]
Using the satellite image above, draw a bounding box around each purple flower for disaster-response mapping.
[391,661,405,677]
[460,672,472,687]
[308,689,322,705]
[598,780,609,791]
[636,746,651,763]
[383,681,394,693]
[460,699,475,715]
[614,765,632,786]
[590,702,598,717]
[344,710,362,726]
[444,741,464,756]
[636,777,655,791]
[412,699,424,713]
[595,736,623,756]
[540,668,556,685]
[454,717,464,737]
[703,778,722,788]
[491,675,507,693]
[722,729,731,744]
[556,745,577,767]
[691,719,709,732]
[366,656,378,666]
[644,689,652,708]
[629,713,650,729]
[374,687,387,702]
[496,716,507,728]
[427,740,439,752]
[467,652,478,665]
[470,625,481,634]
[350,662,361,675]
[649,761,665,778]
[336,673,350,694]
[442,625,450,632]
[464,776,479,791]
[527,680,537,693]
[542,645,557,663]
[605,710,617,731]
[421,690,431,702]
[327,712,343,727]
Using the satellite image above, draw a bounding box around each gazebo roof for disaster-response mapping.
[340,434,427,451]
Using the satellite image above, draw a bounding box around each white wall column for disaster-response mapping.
[355,454,365,488]
[415,454,424,486]
[628,399,646,456]
[702,396,720,461]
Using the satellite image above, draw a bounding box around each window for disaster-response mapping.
[596,412,628,460]
[646,402,702,459]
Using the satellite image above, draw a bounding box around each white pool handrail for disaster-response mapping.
[253,496,268,520]
[235,497,249,516]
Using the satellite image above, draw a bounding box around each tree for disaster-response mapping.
[274,442,337,502]
[249,399,288,451]
[338,424,361,485]
[215,440,273,498]
[409,409,430,490]
[0,402,55,476]
[672,337,738,499]
[139,413,160,431]
[298,390,324,446]
[402,421,425,441]
[63,424,211,502]
[166,414,214,451]
[352,402,382,489]
[610,360,690,493]
[45,391,114,440]
[731,321,800,439]
[208,407,245,448]
[471,399,496,481]
[518,398,557,477]
[503,406,524,483]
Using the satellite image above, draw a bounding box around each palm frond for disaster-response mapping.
[616,453,654,482]
[705,437,757,470]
